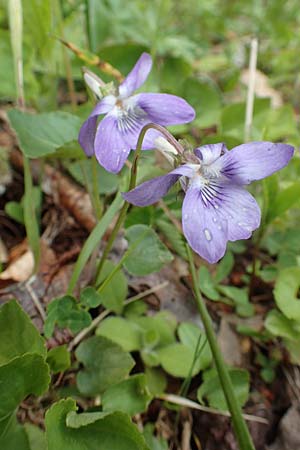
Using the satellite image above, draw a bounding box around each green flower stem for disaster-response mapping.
[23,157,41,272]
[94,122,172,283]
[91,156,103,220]
[186,245,255,450]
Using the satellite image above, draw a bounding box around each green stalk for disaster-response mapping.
[94,123,154,282]
[186,245,255,450]
[8,0,24,108]
[94,123,182,283]
[23,157,41,272]
[8,0,40,272]
[91,156,103,220]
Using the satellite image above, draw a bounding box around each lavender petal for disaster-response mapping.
[194,143,227,165]
[135,93,196,125]
[221,142,294,185]
[78,116,97,156]
[118,53,152,98]
[214,182,261,241]
[94,114,131,173]
[122,165,195,206]
[182,188,228,264]
[78,96,116,156]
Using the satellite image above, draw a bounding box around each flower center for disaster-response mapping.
[115,98,147,133]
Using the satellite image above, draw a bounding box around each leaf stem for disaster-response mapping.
[186,244,255,450]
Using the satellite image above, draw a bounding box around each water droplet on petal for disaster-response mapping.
[217,225,222,230]
[214,204,219,210]
[242,207,247,212]
[213,217,217,223]
[184,214,188,220]
[204,228,212,241]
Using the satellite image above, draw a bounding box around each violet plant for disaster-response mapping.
[77,52,294,450]
[123,138,294,263]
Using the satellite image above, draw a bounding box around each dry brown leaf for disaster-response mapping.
[0,238,8,263]
[218,318,243,366]
[241,69,283,108]
[0,249,34,281]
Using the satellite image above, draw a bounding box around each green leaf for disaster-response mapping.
[96,317,142,352]
[0,415,30,450]
[220,99,270,141]
[23,0,52,59]
[0,354,50,420]
[274,267,300,320]
[44,296,92,339]
[218,286,254,317]
[198,266,220,301]
[131,311,177,349]
[102,374,152,416]
[197,368,250,411]
[215,251,234,283]
[124,225,173,276]
[143,424,168,450]
[160,56,193,91]
[264,105,298,141]
[79,286,103,308]
[284,339,300,364]
[75,336,135,395]
[265,309,300,341]
[45,398,149,450]
[0,30,15,99]
[177,322,212,369]
[266,182,300,223]
[125,206,153,228]
[0,300,46,365]
[96,261,128,313]
[24,423,47,450]
[157,343,208,378]
[4,201,24,224]
[156,219,187,260]
[46,345,71,374]
[145,367,167,396]
[180,77,222,128]
[67,160,119,195]
[7,110,81,158]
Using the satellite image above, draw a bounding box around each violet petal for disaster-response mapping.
[122,165,195,206]
[213,182,261,241]
[182,187,228,264]
[135,93,196,125]
[118,53,152,98]
[221,142,294,184]
[194,143,227,165]
[78,96,117,156]
[94,114,131,174]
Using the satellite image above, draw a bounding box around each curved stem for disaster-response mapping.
[94,123,153,281]
[186,245,255,450]
[94,123,186,283]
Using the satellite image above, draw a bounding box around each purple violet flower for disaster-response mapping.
[123,140,294,263]
[78,53,195,173]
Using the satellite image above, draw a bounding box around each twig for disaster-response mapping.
[25,276,46,321]
[67,281,168,351]
[244,38,258,142]
[159,393,269,425]
[181,417,192,450]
